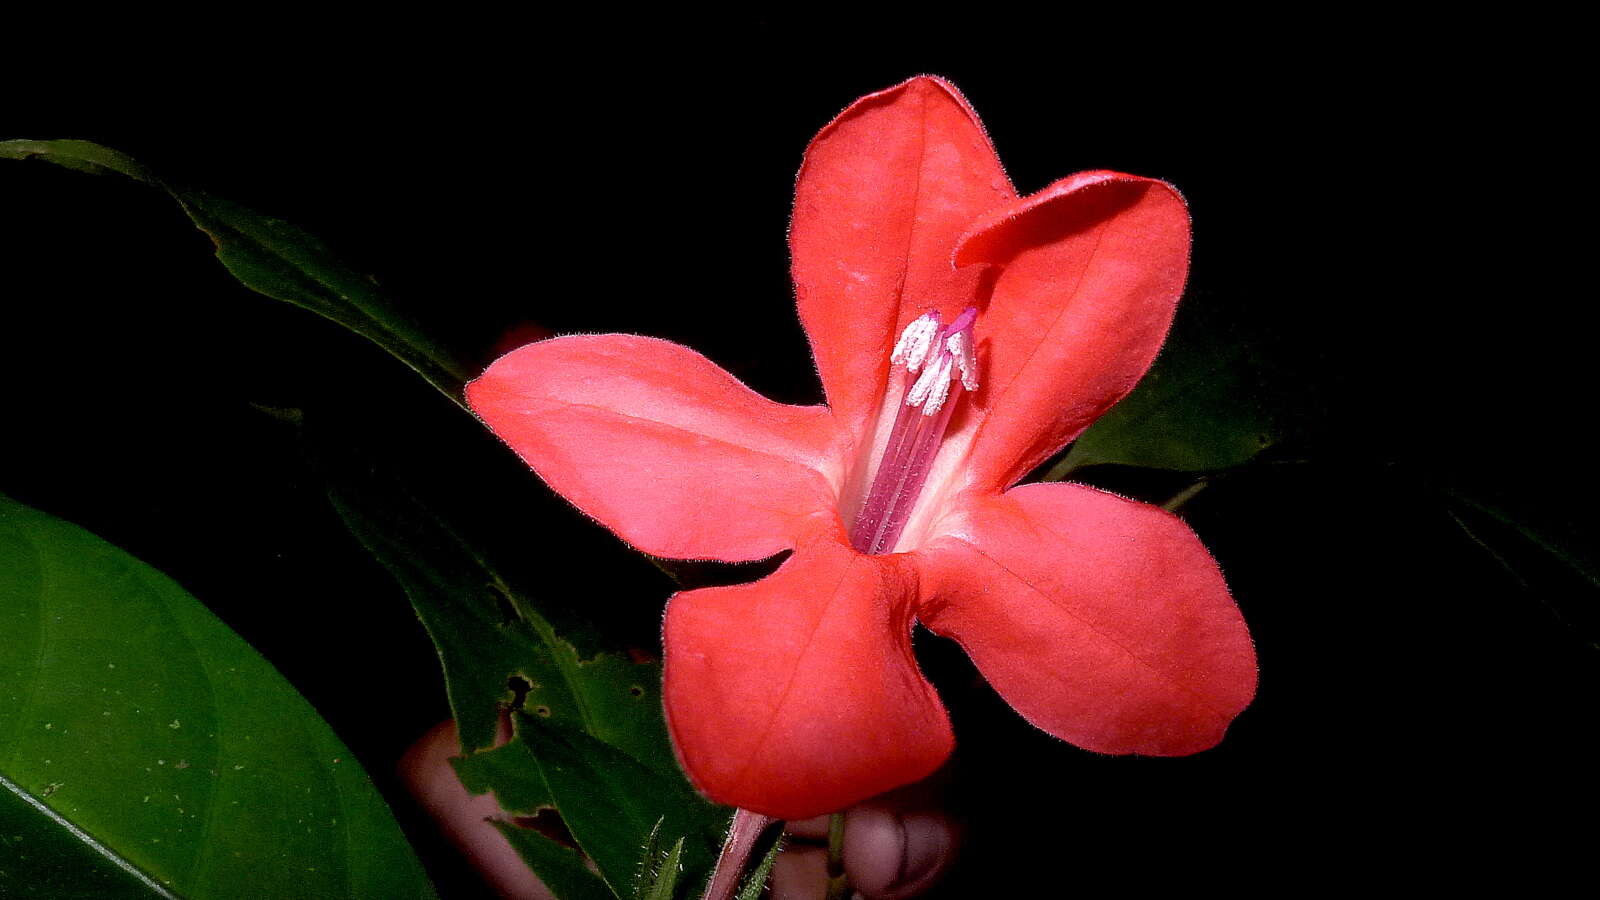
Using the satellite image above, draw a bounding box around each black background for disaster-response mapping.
[4,20,1592,896]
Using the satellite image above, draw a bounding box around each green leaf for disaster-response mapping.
[632,820,685,900]
[0,139,472,407]
[1,780,176,898]
[0,495,434,898]
[633,818,666,899]
[317,442,729,897]
[1436,482,1600,649]
[645,836,684,900]
[455,713,725,899]
[1048,303,1280,478]
[492,822,614,900]
[735,832,784,900]
[0,140,157,183]
[323,455,672,769]
[324,466,547,755]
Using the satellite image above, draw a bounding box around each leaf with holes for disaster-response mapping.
[492,822,615,900]
[454,713,725,898]
[319,442,729,895]
[322,451,673,769]
[0,494,434,898]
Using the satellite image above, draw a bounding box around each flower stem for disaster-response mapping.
[702,807,772,900]
[825,811,850,900]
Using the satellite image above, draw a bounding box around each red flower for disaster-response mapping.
[467,77,1256,820]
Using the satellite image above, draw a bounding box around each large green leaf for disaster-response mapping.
[0,495,435,898]
[0,139,472,407]
[1048,303,1280,478]
[0,780,172,898]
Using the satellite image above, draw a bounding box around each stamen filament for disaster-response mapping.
[848,307,979,555]
[850,369,922,552]
[866,379,961,554]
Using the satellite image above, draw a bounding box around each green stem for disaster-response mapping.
[825,811,849,900]
[1161,478,1211,512]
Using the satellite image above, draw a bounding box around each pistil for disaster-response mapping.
[849,308,979,554]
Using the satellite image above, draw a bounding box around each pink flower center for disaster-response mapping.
[848,308,980,554]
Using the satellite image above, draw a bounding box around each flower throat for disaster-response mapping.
[849,307,979,554]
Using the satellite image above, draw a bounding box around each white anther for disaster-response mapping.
[890,312,941,372]
[946,330,979,392]
[906,349,955,415]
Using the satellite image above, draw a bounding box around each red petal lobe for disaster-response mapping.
[663,528,952,819]
[917,482,1255,756]
[467,335,836,562]
[792,76,1015,440]
[956,173,1191,492]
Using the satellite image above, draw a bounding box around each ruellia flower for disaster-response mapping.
[467,76,1256,820]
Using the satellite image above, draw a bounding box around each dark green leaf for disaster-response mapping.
[633,818,665,899]
[318,441,729,896]
[0,139,472,407]
[0,495,434,898]
[0,140,157,183]
[1436,483,1600,649]
[492,822,615,900]
[456,714,726,899]
[636,829,685,900]
[1048,303,1280,478]
[442,723,553,814]
[325,468,547,755]
[323,457,671,768]
[647,837,684,900]
[735,832,785,900]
